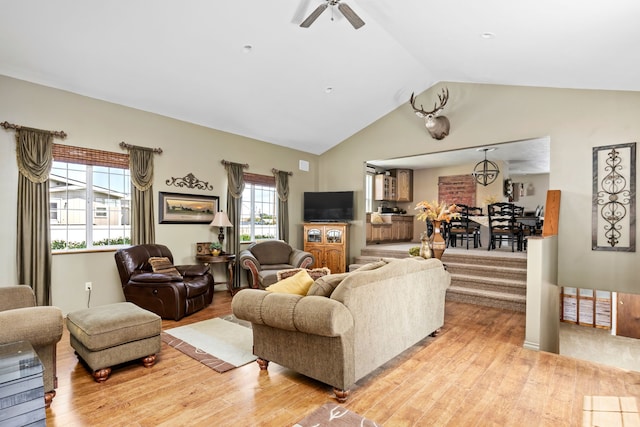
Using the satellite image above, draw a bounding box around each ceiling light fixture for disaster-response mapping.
[242,44,253,53]
[472,148,500,186]
[481,32,496,39]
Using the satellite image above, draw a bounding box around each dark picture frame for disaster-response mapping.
[158,192,219,224]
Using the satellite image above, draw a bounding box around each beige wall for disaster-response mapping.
[0,75,318,314]
[2,76,639,312]
[510,173,549,212]
[409,161,508,241]
[320,82,640,294]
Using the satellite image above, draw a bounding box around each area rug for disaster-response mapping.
[162,316,256,373]
[294,403,380,426]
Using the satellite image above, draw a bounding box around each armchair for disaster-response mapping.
[114,244,214,320]
[239,240,314,288]
[0,285,63,408]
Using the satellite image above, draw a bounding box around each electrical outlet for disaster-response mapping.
[85,282,92,291]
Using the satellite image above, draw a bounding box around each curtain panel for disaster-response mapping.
[15,129,53,306]
[225,162,245,289]
[274,171,290,242]
[129,147,155,245]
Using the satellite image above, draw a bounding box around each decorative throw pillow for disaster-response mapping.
[276,267,331,282]
[306,272,350,297]
[266,269,314,295]
[148,257,182,278]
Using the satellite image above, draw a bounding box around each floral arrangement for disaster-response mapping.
[209,242,223,255]
[484,194,500,205]
[414,200,460,223]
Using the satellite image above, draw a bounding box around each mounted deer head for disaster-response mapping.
[409,88,450,140]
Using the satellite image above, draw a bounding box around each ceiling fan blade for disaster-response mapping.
[300,4,329,28]
[338,3,365,29]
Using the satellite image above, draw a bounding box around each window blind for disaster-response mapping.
[53,144,129,169]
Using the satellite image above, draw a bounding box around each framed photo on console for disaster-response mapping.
[159,192,219,224]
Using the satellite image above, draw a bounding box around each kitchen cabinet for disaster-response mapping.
[366,214,413,243]
[374,175,396,201]
[303,222,349,274]
[390,169,413,202]
[375,170,413,202]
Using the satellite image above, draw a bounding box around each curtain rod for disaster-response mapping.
[119,141,163,154]
[221,160,249,168]
[272,168,293,176]
[1,121,67,138]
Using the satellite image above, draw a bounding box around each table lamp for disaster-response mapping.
[210,211,233,248]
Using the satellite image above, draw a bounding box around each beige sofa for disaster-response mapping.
[231,257,450,402]
[0,285,63,407]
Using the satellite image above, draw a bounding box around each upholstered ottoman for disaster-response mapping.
[67,302,161,382]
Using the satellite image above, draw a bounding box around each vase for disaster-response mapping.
[211,249,221,256]
[431,220,446,260]
[419,232,432,259]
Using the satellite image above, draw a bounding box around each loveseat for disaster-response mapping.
[114,244,214,320]
[239,240,314,288]
[231,257,450,402]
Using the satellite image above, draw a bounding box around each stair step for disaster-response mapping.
[442,252,527,269]
[446,286,526,312]
[446,262,527,281]
[450,273,526,295]
[358,244,528,312]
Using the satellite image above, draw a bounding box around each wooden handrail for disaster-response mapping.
[542,190,561,237]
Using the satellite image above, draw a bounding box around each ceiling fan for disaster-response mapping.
[300,0,365,29]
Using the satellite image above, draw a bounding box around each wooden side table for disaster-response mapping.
[196,254,236,295]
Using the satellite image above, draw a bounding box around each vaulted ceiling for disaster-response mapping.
[1,1,638,156]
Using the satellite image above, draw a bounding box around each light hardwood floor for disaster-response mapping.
[46,291,640,426]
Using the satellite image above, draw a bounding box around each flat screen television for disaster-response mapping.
[304,191,354,222]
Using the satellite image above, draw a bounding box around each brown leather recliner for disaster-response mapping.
[114,244,214,320]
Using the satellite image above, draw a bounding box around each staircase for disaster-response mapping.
[353,246,527,312]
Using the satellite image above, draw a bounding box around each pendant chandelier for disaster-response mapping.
[472,148,500,186]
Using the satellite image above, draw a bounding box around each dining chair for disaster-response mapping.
[467,206,483,248]
[487,202,522,252]
[448,204,482,249]
[519,205,544,249]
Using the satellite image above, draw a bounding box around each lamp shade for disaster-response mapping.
[210,211,233,228]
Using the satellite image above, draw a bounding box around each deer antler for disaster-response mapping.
[410,88,449,117]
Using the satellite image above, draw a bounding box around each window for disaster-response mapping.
[49,145,131,251]
[240,173,278,242]
[365,172,374,213]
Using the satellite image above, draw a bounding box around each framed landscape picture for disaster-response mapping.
[158,192,219,224]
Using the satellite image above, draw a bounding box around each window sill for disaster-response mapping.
[52,247,125,255]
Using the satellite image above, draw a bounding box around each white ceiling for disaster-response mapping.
[368,137,550,175]
[1,1,639,156]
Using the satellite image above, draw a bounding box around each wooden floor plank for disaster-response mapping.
[44,293,640,427]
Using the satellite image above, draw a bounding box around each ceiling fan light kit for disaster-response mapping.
[300,0,365,29]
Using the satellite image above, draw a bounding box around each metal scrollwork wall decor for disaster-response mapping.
[165,173,213,191]
[592,142,636,251]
